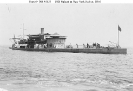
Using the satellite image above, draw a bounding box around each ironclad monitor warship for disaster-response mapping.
[10,28,127,54]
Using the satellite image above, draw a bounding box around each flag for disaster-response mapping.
[118,25,121,32]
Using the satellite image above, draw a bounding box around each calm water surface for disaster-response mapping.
[0,46,133,91]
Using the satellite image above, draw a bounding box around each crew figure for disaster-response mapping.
[76,44,78,48]
[83,44,85,48]
[87,43,89,48]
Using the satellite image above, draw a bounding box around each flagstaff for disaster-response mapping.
[118,25,121,48]
[118,26,119,47]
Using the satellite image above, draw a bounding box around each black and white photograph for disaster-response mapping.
[0,0,133,91]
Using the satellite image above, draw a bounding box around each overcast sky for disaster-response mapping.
[0,4,133,47]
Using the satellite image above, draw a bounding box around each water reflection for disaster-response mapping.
[0,47,133,91]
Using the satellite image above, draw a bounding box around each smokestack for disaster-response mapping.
[41,28,44,34]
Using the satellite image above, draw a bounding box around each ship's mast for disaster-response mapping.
[22,23,26,39]
[23,23,24,39]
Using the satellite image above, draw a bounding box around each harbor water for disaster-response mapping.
[0,46,133,91]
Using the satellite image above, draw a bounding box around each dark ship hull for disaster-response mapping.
[11,47,127,54]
